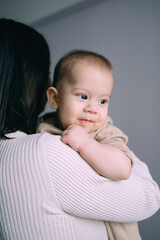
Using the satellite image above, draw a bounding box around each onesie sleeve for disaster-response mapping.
[43,134,160,223]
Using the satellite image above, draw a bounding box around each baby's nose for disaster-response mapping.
[84,102,98,114]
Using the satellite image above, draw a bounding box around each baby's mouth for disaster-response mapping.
[79,119,95,128]
[79,119,93,123]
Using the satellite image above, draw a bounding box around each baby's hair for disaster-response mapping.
[53,50,112,88]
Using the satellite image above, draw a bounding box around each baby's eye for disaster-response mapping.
[78,94,88,100]
[99,99,108,104]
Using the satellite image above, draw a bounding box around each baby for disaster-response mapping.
[37,50,141,240]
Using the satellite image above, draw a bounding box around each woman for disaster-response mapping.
[0,18,159,240]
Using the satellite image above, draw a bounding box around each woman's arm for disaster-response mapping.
[44,134,160,223]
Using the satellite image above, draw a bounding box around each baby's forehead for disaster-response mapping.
[57,58,113,89]
[70,60,111,76]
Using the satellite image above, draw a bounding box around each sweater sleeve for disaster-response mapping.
[43,134,160,223]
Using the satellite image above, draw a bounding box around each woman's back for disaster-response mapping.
[0,132,109,240]
[1,131,160,240]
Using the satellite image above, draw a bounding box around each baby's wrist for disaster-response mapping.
[77,136,90,153]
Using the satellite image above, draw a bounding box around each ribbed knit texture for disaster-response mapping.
[0,132,160,240]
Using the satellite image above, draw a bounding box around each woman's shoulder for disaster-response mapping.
[1,131,61,152]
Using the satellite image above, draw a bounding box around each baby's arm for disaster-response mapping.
[62,125,131,180]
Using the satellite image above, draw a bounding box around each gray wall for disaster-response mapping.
[34,0,160,238]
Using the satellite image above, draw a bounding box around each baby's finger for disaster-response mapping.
[62,129,68,136]
[61,134,68,144]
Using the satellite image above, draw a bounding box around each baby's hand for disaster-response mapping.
[61,125,89,152]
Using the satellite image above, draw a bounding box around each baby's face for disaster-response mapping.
[57,63,113,133]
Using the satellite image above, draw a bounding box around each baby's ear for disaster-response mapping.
[47,87,59,110]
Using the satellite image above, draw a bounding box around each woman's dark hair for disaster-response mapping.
[0,18,50,137]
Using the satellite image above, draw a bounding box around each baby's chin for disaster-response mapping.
[86,123,105,134]
[85,126,99,134]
